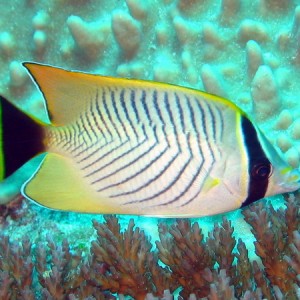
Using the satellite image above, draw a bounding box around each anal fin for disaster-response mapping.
[22,153,119,214]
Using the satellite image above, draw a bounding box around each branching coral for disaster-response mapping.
[156,219,214,298]
[0,235,34,299]
[90,217,176,299]
[156,217,267,299]
[242,193,300,299]
[0,194,299,299]
[35,235,83,299]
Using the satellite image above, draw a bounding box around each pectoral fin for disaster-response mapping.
[201,176,221,194]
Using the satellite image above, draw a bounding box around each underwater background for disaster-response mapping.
[0,0,300,299]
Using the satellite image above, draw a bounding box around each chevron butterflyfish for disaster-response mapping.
[0,62,299,217]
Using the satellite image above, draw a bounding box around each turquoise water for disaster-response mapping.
[1,0,300,299]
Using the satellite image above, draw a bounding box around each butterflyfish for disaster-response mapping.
[0,62,299,217]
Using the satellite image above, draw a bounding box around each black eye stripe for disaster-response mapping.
[240,116,270,208]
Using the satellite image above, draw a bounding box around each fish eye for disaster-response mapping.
[251,162,272,180]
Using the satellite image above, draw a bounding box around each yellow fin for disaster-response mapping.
[201,176,221,194]
[23,62,98,126]
[23,62,242,127]
[22,153,122,214]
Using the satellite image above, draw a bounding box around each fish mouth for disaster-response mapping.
[279,168,300,192]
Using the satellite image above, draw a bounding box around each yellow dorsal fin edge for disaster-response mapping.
[23,62,243,127]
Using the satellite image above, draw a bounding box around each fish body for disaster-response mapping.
[0,63,299,217]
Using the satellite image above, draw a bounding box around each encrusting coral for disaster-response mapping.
[0,193,299,299]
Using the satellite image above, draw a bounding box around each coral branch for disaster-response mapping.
[243,194,300,299]
[91,215,175,300]
[156,219,213,298]
[0,235,33,298]
[284,231,300,274]
[207,218,236,279]
[234,239,253,297]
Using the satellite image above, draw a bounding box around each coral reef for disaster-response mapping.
[0,194,299,299]
[90,218,177,299]
[0,234,33,300]
[1,1,300,299]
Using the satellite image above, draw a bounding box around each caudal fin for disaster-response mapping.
[0,96,45,180]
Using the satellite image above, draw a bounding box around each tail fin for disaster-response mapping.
[0,96,45,180]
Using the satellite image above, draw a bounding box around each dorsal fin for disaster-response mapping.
[23,62,142,126]
[23,62,243,127]
[23,62,101,126]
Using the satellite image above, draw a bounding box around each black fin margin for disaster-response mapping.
[1,95,45,178]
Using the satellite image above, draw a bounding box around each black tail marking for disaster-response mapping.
[1,96,45,178]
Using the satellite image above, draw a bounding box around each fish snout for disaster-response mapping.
[278,168,300,192]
